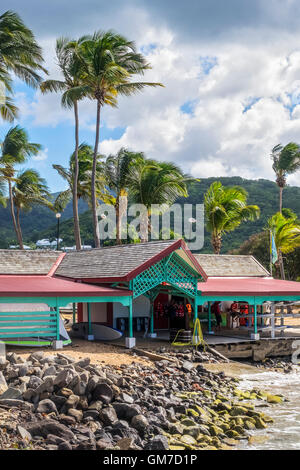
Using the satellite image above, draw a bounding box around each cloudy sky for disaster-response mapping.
[2,0,300,191]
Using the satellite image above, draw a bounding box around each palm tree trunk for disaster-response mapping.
[279,250,285,280]
[92,99,101,248]
[16,206,24,250]
[279,187,283,213]
[73,101,82,251]
[8,181,23,249]
[212,233,222,254]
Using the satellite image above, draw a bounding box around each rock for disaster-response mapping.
[0,387,23,400]
[36,399,58,415]
[119,392,134,404]
[180,434,197,446]
[96,439,113,450]
[144,435,169,450]
[43,366,57,377]
[66,394,80,409]
[182,361,194,372]
[0,372,8,395]
[58,441,72,450]
[74,358,90,368]
[35,376,55,394]
[53,368,77,389]
[131,414,149,433]
[267,394,283,404]
[93,383,113,404]
[248,435,269,445]
[0,398,33,410]
[99,407,118,426]
[18,365,29,377]
[68,408,83,422]
[28,376,43,390]
[117,437,137,450]
[26,420,75,440]
[17,425,32,441]
[112,403,141,420]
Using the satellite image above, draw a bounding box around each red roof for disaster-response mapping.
[0,275,132,298]
[198,277,300,297]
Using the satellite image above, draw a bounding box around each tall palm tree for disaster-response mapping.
[53,143,112,214]
[271,143,300,213]
[127,157,189,242]
[0,10,45,121]
[104,148,141,244]
[204,181,260,254]
[40,38,85,250]
[268,211,300,280]
[72,31,163,247]
[0,176,6,207]
[13,169,50,249]
[0,126,41,248]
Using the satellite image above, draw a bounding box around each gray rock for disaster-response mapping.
[66,394,80,408]
[93,383,113,404]
[43,366,57,377]
[53,368,77,389]
[74,357,90,368]
[18,365,29,377]
[119,392,134,404]
[99,407,118,426]
[144,435,169,450]
[28,375,43,390]
[17,425,32,441]
[112,403,141,420]
[26,420,75,440]
[35,376,55,394]
[0,371,8,395]
[0,387,23,400]
[182,361,194,372]
[131,414,149,433]
[68,408,83,422]
[36,399,58,415]
[0,398,33,411]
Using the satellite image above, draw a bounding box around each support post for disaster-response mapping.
[148,300,157,338]
[72,303,76,324]
[87,303,94,341]
[194,296,198,322]
[52,298,63,349]
[251,302,260,340]
[208,301,214,334]
[126,295,136,348]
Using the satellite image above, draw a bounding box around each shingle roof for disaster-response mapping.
[194,254,270,278]
[0,250,61,275]
[55,240,190,281]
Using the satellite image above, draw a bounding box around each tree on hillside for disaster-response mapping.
[53,143,112,216]
[271,143,300,213]
[40,38,86,250]
[13,169,50,249]
[268,211,300,280]
[0,126,41,248]
[127,156,189,242]
[204,181,260,254]
[104,148,141,244]
[0,10,45,121]
[71,31,163,247]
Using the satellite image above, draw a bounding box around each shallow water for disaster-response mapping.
[238,368,300,450]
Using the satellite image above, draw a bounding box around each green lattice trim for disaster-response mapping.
[133,251,199,298]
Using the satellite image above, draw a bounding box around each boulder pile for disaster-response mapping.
[0,350,282,450]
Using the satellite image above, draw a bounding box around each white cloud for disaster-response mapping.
[33,148,48,161]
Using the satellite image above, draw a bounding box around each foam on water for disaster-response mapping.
[238,370,300,450]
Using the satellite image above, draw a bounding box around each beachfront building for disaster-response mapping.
[0,240,300,349]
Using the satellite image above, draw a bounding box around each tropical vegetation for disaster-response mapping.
[204,181,260,254]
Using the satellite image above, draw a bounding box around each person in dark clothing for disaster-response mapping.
[211,301,222,331]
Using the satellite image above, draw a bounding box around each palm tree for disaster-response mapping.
[13,169,51,249]
[72,31,163,247]
[268,211,300,280]
[127,157,189,242]
[271,143,300,213]
[0,10,45,121]
[0,126,41,248]
[104,148,141,244]
[0,176,6,207]
[204,181,260,254]
[53,143,112,215]
[40,38,85,250]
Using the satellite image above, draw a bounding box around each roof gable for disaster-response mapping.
[0,250,62,275]
[55,240,205,281]
[194,254,270,278]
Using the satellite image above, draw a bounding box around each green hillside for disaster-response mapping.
[1,176,300,251]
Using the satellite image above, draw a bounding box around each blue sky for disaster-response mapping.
[2,0,300,191]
